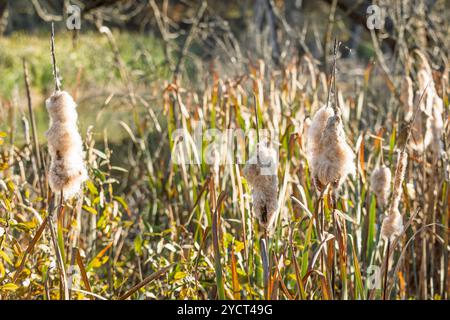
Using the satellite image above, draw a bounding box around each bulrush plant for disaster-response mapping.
[376,75,432,300]
[43,23,87,300]
[46,23,87,201]
[307,42,355,200]
[242,88,280,298]
[300,43,357,300]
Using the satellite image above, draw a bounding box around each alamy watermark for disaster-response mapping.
[366,4,386,30]
[170,123,278,175]
[66,4,81,30]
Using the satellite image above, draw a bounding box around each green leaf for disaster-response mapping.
[350,235,366,300]
[86,180,99,196]
[0,283,18,291]
[82,205,98,215]
[0,250,13,265]
[113,196,128,210]
[134,234,143,255]
[174,271,187,280]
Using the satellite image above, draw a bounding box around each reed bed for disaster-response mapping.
[0,15,449,300]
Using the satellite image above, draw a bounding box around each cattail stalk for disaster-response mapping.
[379,74,431,299]
[379,150,408,300]
[307,41,354,195]
[46,23,87,300]
[246,98,277,296]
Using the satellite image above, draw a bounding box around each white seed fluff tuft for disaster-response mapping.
[46,91,87,200]
[306,106,334,171]
[370,166,391,207]
[243,143,278,232]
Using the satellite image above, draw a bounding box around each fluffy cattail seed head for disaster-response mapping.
[244,143,278,232]
[46,91,79,123]
[307,106,355,191]
[306,106,334,168]
[370,166,391,207]
[380,208,403,240]
[46,91,87,200]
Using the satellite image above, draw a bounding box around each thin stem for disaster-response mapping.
[383,239,391,300]
[325,38,340,117]
[260,235,270,299]
[51,22,61,91]
[332,39,340,116]
[23,59,45,197]
[118,264,173,300]
[253,94,260,144]
[253,93,261,164]
[48,191,69,300]
[173,1,207,82]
